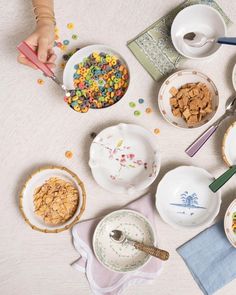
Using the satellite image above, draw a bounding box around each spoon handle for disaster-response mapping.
[217,37,236,46]
[209,166,236,193]
[185,125,218,157]
[133,242,169,261]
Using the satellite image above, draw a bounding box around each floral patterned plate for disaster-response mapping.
[89,123,161,194]
[224,199,236,248]
[93,209,155,272]
[156,166,221,230]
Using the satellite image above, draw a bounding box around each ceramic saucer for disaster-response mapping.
[93,209,155,272]
[89,123,161,194]
[156,166,221,230]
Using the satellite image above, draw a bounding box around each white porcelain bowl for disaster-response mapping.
[224,199,236,248]
[156,166,221,230]
[171,4,226,59]
[158,69,219,129]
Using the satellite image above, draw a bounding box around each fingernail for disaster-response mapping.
[39,54,46,62]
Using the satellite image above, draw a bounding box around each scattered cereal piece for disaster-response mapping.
[67,22,74,29]
[55,34,59,40]
[54,27,59,33]
[60,63,66,69]
[129,102,136,108]
[169,82,213,126]
[63,39,70,45]
[134,110,141,116]
[72,34,78,40]
[37,78,44,85]
[154,128,160,135]
[138,98,144,104]
[145,107,152,114]
[65,151,73,159]
[33,177,79,225]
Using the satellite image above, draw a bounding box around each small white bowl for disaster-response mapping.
[93,209,155,272]
[158,69,219,129]
[156,166,221,230]
[224,199,236,248]
[19,166,86,233]
[222,121,236,167]
[171,4,226,59]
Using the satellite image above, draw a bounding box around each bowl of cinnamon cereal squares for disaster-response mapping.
[19,166,86,233]
[158,70,219,129]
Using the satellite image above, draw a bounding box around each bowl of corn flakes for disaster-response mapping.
[224,198,236,248]
[158,69,219,129]
[19,166,86,233]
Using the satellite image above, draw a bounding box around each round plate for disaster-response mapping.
[93,209,155,272]
[89,123,161,194]
[171,4,226,59]
[224,199,236,248]
[222,121,236,166]
[158,69,219,129]
[19,166,86,233]
[156,166,221,230]
[63,44,130,109]
[232,64,236,91]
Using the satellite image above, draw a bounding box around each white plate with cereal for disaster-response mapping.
[158,70,219,129]
[19,166,86,233]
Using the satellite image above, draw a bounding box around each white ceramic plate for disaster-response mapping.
[63,44,130,108]
[222,121,236,166]
[93,209,155,272]
[19,166,86,233]
[89,123,161,194]
[232,64,236,91]
[224,199,236,248]
[156,166,221,230]
[158,69,219,129]
[171,4,226,59]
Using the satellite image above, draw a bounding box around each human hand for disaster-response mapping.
[17,21,56,69]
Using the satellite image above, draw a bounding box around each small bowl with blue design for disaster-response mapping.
[155,166,221,230]
[93,209,155,272]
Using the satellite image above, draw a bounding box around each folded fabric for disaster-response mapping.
[71,194,163,295]
[177,221,236,295]
[127,0,232,81]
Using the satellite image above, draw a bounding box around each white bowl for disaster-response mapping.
[93,209,155,272]
[89,123,161,194]
[232,64,236,91]
[158,69,219,129]
[222,121,236,167]
[156,166,221,230]
[19,166,86,233]
[224,199,236,248]
[171,4,226,59]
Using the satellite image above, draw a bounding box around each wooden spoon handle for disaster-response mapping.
[134,242,169,261]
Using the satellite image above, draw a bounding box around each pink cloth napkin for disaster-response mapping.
[71,194,163,295]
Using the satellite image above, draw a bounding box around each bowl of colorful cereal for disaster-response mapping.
[224,199,236,247]
[158,70,219,128]
[63,45,130,112]
[19,166,86,233]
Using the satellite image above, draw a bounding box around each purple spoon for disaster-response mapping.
[185,96,236,157]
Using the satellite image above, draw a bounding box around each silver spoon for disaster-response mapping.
[186,96,236,157]
[183,32,236,48]
[110,230,169,261]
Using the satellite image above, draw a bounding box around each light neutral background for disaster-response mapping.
[0,0,236,294]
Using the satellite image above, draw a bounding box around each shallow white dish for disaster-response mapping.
[232,64,236,91]
[19,166,86,233]
[156,166,221,230]
[224,199,236,248]
[93,209,155,272]
[158,69,219,129]
[63,44,130,108]
[222,121,236,167]
[89,123,161,194]
[171,4,226,59]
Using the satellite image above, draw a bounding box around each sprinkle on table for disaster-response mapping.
[145,107,152,114]
[129,102,136,108]
[67,23,74,29]
[138,98,144,104]
[37,78,44,85]
[154,128,160,135]
[65,151,73,159]
[63,40,70,46]
[134,110,141,116]
[72,34,78,40]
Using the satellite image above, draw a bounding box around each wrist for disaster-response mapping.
[36,19,55,28]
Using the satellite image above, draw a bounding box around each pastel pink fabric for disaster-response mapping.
[71,194,163,295]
